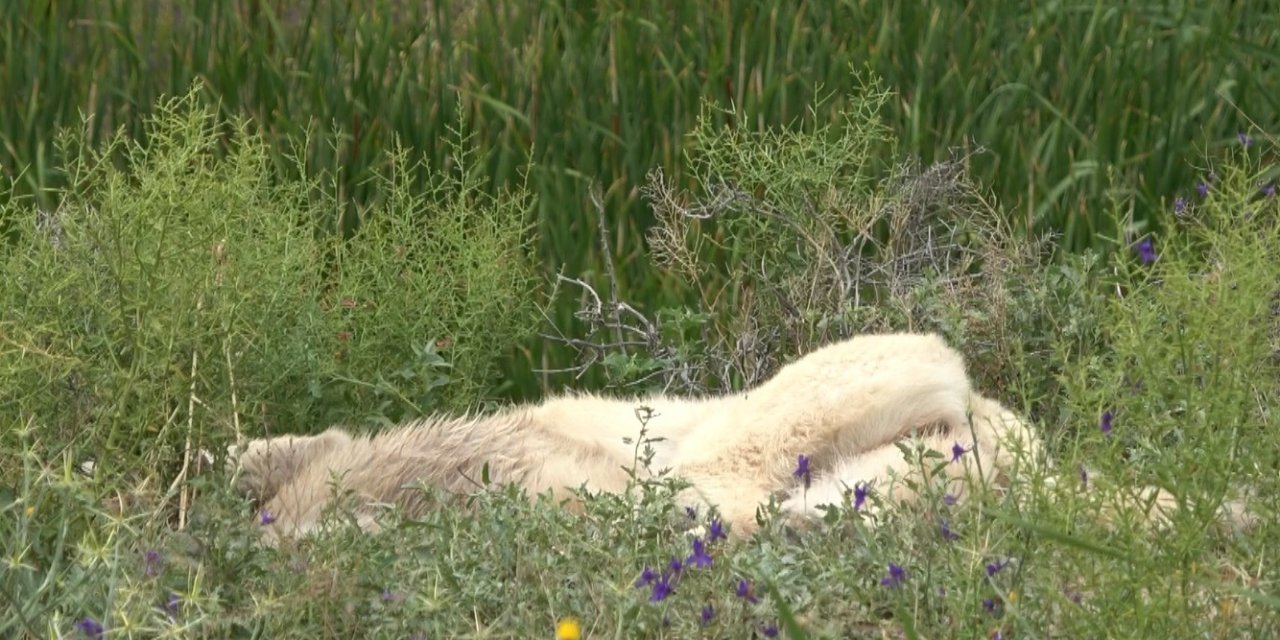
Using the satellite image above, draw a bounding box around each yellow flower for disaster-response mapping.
[555,617,582,640]
[24,505,35,517]
[1219,597,1235,618]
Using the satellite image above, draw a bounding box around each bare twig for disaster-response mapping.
[224,337,243,445]
[537,274,668,382]
[591,186,628,357]
[154,300,202,532]
[547,147,1037,398]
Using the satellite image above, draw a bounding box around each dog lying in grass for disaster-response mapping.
[233,333,1248,544]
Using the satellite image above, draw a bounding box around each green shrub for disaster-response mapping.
[555,79,1046,400]
[1056,152,1280,516]
[0,87,537,503]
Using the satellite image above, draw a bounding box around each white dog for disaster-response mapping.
[235,333,1219,543]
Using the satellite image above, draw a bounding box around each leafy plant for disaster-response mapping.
[0,88,539,614]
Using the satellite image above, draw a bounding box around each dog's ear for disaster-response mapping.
[230,430,351,502]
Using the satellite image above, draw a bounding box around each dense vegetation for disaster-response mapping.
[4,2,1277,365]
[1,1,1277,638]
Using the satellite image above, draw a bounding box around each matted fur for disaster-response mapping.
[233,333,1230,543]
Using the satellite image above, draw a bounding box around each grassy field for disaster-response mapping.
[1,1,1279,638]
[3,2,1278,367]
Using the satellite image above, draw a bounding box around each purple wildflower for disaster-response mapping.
[700,604,715,626]
[794,454,811,489]
[634,566,657,588]
[853,482,869,512]
[993,631,1004,640]
[881,563,907,588]
[259,510,276,526]
[687,538,713,569]
[736,578,759,604]
[1100,410,1114,436]
[161,592,181,617]
[75,618,104,639]
[986,559,1007,577]
[685,506,698,520]
[1239,131,1254,147]
[951,441,968,463]
[1196,181,1209,198]
[708,519,727,542]
[668,556,684,575]
[649,573,675,603]
[1135,238,1156,264]
[761,623,780,638]
[1263,183,1277,198]
[984,598,998,614]
[143,549,163,577]
[1174,196,1187,214]
[943,493,958,506]
[940,519,960,542]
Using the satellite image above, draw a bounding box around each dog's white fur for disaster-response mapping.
[234,333,1207,543]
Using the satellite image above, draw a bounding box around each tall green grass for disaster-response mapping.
[0,89,538,484]
[4,1,1275,244]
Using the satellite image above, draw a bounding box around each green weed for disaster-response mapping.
[0,91,539,638]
